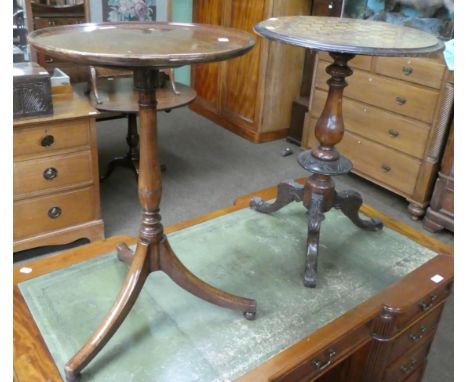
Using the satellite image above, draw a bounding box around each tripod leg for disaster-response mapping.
[304,193,326,288]
[64,241,151,381]
[335,190,383,231]
[250,180,304,213]
[159,238,257,320]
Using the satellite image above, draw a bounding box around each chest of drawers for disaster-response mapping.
[303,53,453,219]
[13,91,104,252]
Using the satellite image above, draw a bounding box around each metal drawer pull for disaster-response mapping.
[409,325,426,342]
[400,358,417,375]
[48,20,56,26]
[45,57,54,63]
[41,135,55,147]
[48,207,62,219]
[381,164,391,173]
[312,348,336,371]
[388,129,400,137]
[419,294,437,311]
[396,96,407,105]
[43,167,58,181]
[402,66,413,75]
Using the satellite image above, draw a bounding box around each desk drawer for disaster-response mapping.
[375,56,445,89]
[388,304,443,365]
[383,334,434,382]
[315,61,439,123]
[13,187,96,240]
[14,119,90,158]
[14,150,93,198]
[272,324,369,382]
[310,89,430,158]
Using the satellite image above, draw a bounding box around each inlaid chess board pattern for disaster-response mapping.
[255,16,444,56]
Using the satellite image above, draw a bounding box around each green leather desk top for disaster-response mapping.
[19,203,437,381]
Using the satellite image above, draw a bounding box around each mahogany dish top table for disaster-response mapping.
[249,16,445,288]
[28,22,257,381]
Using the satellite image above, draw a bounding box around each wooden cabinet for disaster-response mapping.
[423,120,454,232]
[191,0,310,143]
[25,1,90,83]
[303,53,453,219]
[13,91,104,252]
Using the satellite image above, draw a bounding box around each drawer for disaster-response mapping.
[13,119,90,158]
[375,56,445,89]
[14,150,93,198]
[310,89,430,159]
[307,123,420,196]
[383,334,434,382]
[33,17,85,30]
[272,324,369,382]
[318,54,373,71]
[401,361,426,382]
[387,304,444,364]
[13,187,96,240]
[315,61,439,123]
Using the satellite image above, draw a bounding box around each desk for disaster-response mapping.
[13,90,104,252]
[14,185,453,382]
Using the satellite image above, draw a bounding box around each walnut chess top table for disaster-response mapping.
[27,22,256,381]
[250,16,445,288]
[14,185,453,382]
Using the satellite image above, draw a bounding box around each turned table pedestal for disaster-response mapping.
[251,16,445,287]
[28,22,257,381]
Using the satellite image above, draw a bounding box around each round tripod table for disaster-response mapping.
[250,16,444,288]
[28,22,256,381]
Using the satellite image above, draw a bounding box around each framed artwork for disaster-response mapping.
[103,0,156,22]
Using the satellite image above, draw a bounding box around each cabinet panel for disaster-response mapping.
[221,0,265,125]
[191,0,223,111]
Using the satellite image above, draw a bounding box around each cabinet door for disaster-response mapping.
[191,0,224,114]
[220,0,265,130]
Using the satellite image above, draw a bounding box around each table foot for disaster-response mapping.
[64,241,151,381]
[160,238,257,316]
[249,180,304,213]
[100,154,139,182]
[335,190,383,231]
[116,242,134,265]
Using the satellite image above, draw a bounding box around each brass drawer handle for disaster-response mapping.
[41,135,55,147]
[388,129,400,137]
[43,167,58,181]
[48,206,62,219]
[396,96,407,105]
[402,66,413,76]
[48,20,56,26]
[45,57,54,63]
[419,294,437,311]
[381,164,391,173]
[312,348,336,371]
[409,325,426,342]
[400,358,417,375]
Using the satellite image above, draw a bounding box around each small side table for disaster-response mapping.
[89,76,197,181]
[251,16,444,287]
[28,22,257,381]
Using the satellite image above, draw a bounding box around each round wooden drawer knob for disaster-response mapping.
[48,206,62,219]
[41,135,55,147]
[43,167,58,181]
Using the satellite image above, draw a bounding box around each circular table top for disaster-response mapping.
[254,16,444,56]
[27,22,256,68]
[90,78,197,113]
